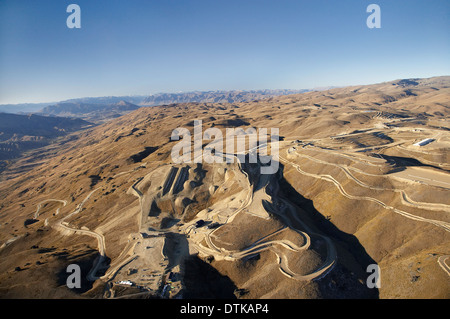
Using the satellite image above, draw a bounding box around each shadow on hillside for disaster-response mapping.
[380,154,445,172]
[277,163,379,299]
[163,232,190,270]
[56,249,108,295]
[181,255,237,299]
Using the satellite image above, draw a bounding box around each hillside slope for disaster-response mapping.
[0,113,92,171]
[0,76,448,299]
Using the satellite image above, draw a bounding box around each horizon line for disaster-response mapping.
[1,74,449,106]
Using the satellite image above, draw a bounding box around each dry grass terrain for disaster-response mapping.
[0,76,449,299]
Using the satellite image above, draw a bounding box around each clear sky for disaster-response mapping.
[0,0,449,104]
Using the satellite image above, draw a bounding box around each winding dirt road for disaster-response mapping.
[188,153,337,282]
[34,199,67,219]
[280,153,450,232]
[292,151,450,212]
[53,188,106,281]
[438,255,450,276]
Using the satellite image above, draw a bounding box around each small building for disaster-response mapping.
[413,138,434,146]
[117,280,133,286]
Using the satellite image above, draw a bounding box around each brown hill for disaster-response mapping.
[0,76,449,299]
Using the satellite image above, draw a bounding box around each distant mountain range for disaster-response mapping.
[38,100,142,123]
[0,102,55,114]
[0,89,312,121]
[140,89,310,106]
[0,88,313,167]
[0,97,147,119]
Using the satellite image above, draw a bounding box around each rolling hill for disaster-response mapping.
[0,76,448,299]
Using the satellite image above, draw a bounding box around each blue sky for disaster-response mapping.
[0,0,449,104]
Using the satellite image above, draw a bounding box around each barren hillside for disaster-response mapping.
[0,76,449,299]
